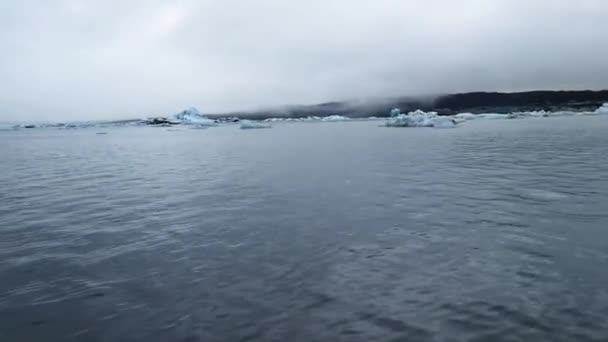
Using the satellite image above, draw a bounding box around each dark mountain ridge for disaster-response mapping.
[208,90,608,119]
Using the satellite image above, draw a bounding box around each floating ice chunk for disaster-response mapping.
[213,117,240,123]
[527,111,550,117]
[301,116,321,121]
[454,113,477,120]
[173,107,217,126]
[548,111,577,117]
[385,109,455,128]
[174,108,194,121]
[512,112,543,118]
[510,110,563,118]
[321,115,350,122]
[595,103,608,114]
[240,120,272,129]
[185,116,216,126]
[508,111,544,119]
[477,113,508,120]
[386,109,434,127]
[573,105,606,116]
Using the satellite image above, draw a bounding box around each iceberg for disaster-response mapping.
[385,109,455,128]
[505,111,541,119]
[240,120,272,129]
[300,116,321,121]
[321,115,349,122]
[264,118,285,122]
[595,103,608,114]
[454,113,477,120]
[477,113,508,120]
[173,107,217,126]
[509,110,573,118]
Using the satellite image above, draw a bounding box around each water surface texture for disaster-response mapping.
[1,116,608,341]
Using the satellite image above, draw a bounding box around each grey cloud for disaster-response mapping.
[1,0,607,121]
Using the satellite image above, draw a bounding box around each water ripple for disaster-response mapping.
[1,118,608,341]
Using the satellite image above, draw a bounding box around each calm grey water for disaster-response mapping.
[1,116,608,342]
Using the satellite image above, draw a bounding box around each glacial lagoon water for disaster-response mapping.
[1,115,608,341]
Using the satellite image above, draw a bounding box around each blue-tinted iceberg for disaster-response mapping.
[173,107,216,126]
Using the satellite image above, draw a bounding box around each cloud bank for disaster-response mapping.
[1,0,607,121]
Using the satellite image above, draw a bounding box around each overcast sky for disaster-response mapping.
[1,0,607,121]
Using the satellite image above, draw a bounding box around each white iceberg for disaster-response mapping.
[300,116,321,121]
[240,120,272,129]
[264,117,285,122]
[595,103,608,114]
[385,109,455,128]
[321,115,350,122]
[507,111,549,118]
